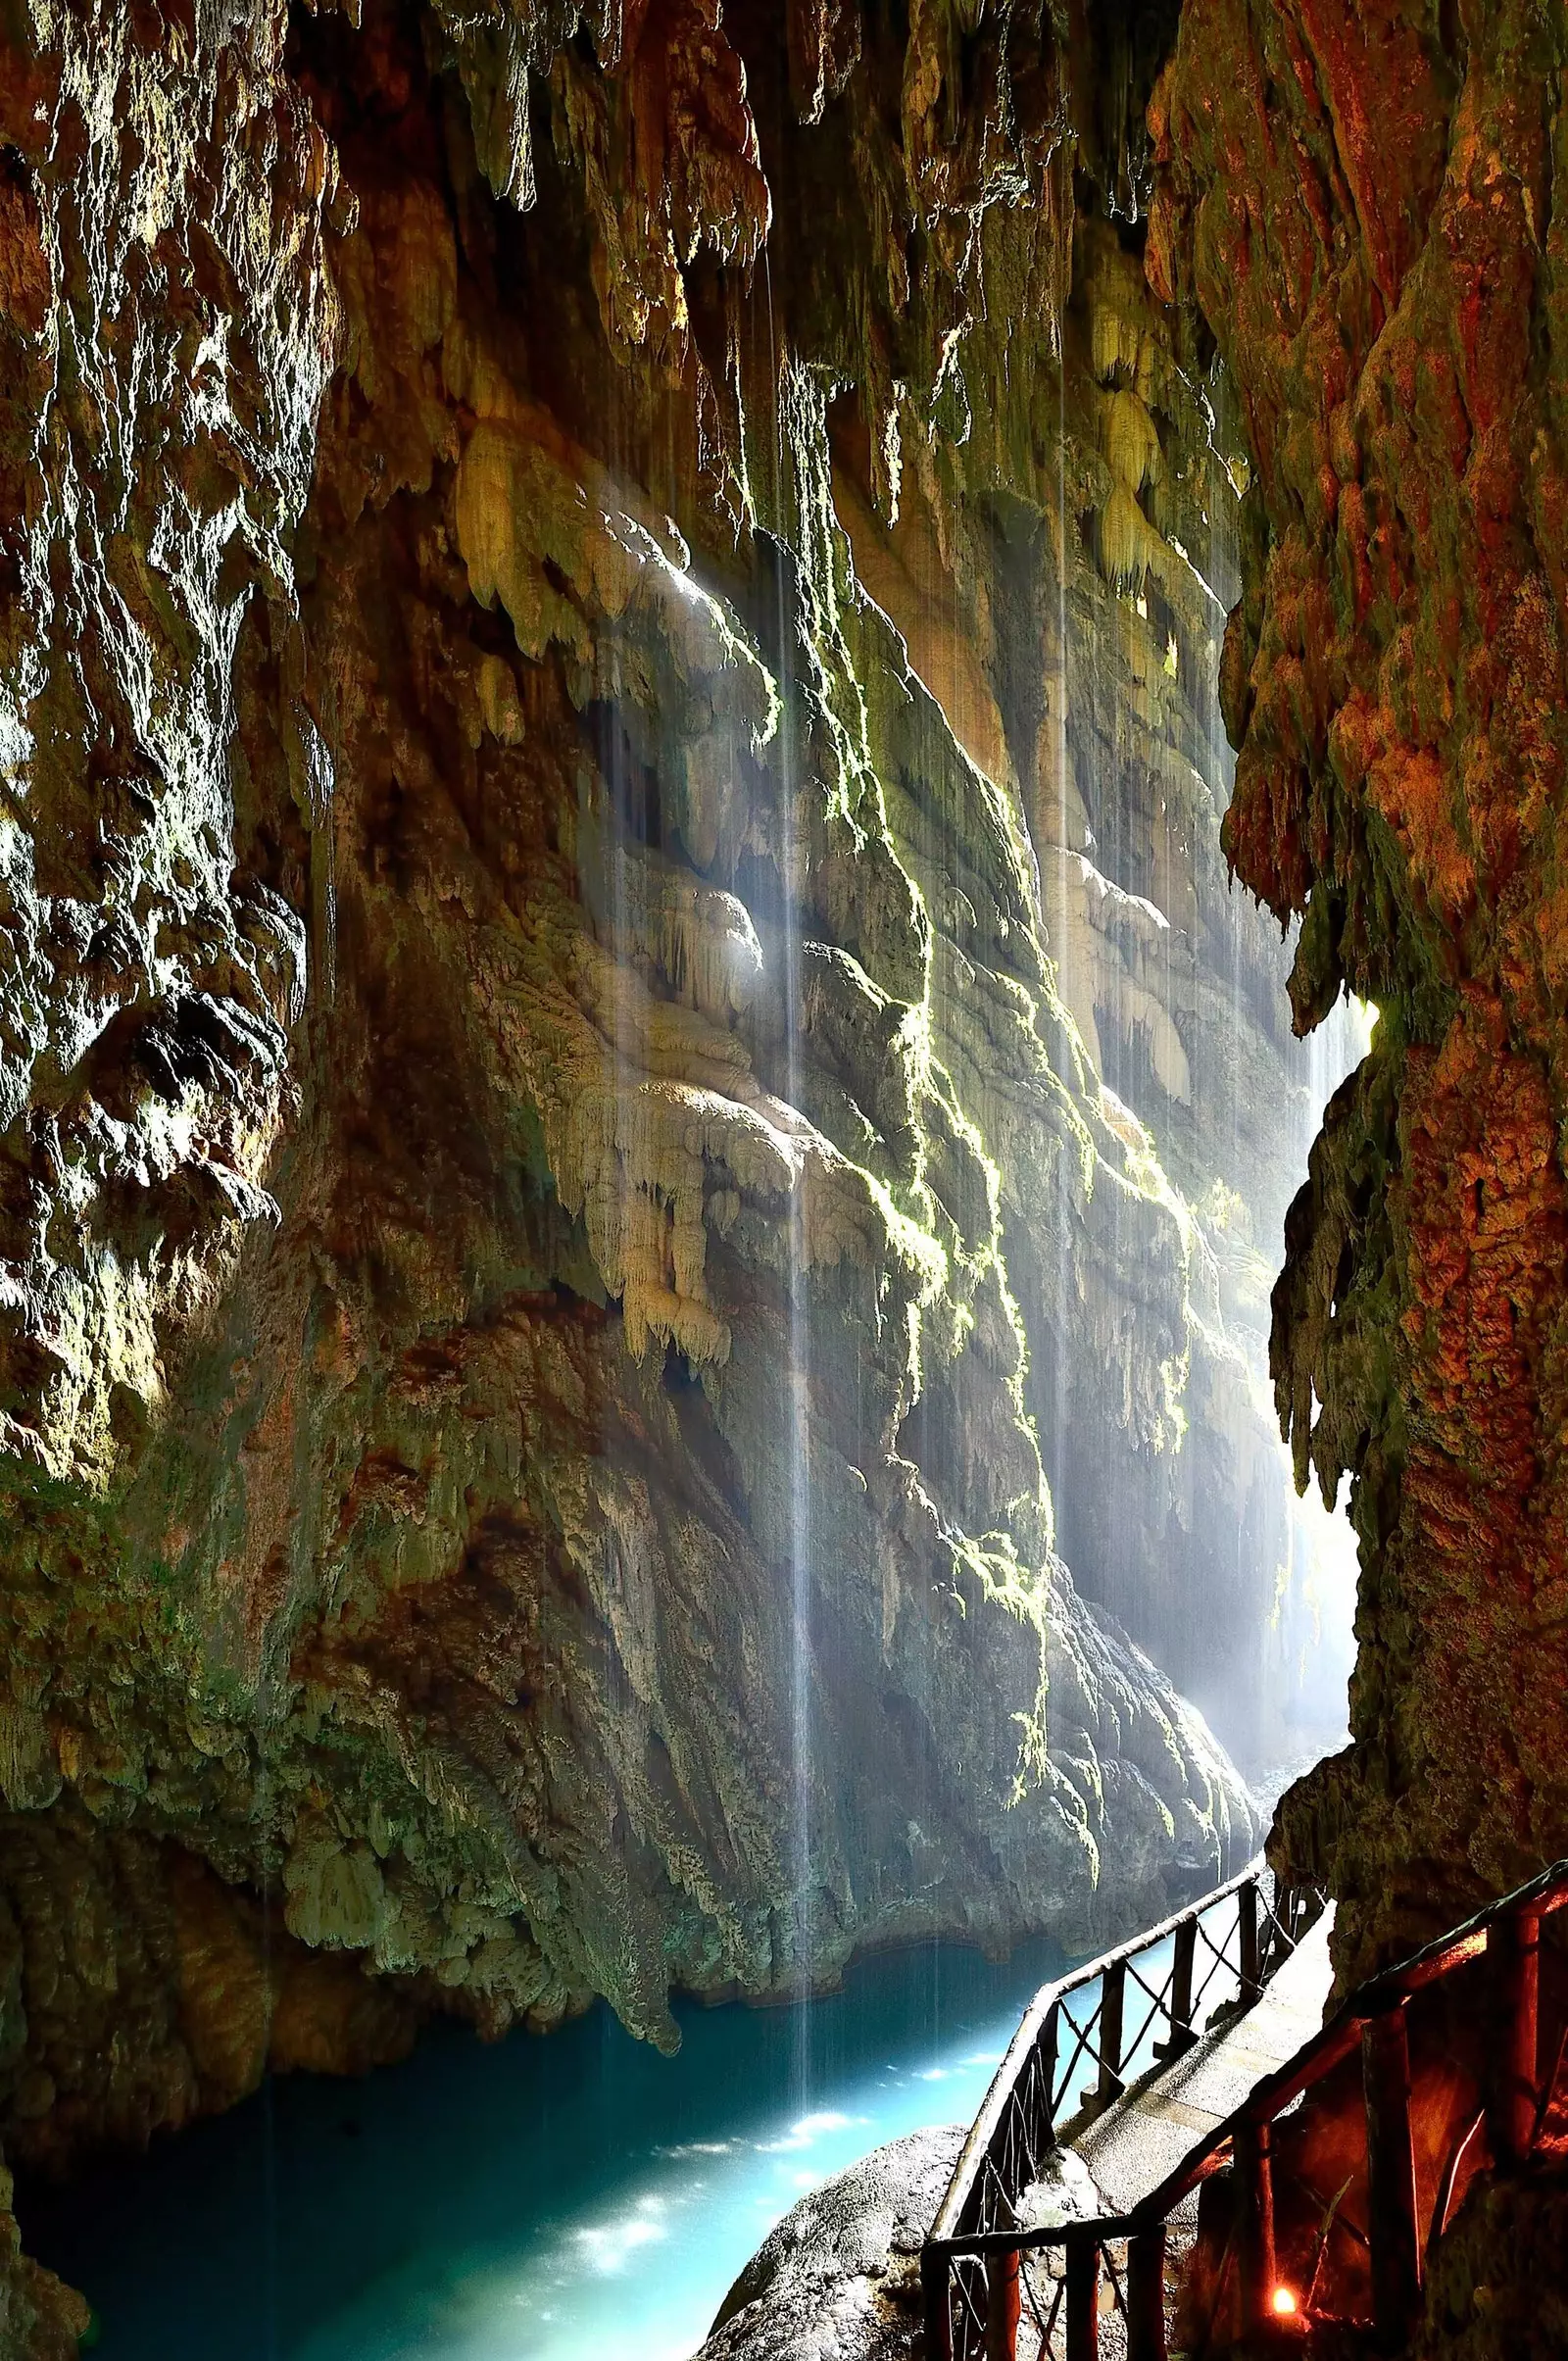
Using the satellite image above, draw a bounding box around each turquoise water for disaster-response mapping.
[17,1931,1139,2361]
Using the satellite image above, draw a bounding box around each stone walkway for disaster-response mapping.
[1007,1911,1338,2356]
[1074,1906,1338,2220]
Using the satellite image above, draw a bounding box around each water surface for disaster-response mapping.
[21,1930,1125,2361]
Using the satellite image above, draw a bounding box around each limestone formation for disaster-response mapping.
[1152,0,1568,1988]
[0,0,1397,2339]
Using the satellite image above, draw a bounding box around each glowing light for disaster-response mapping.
[572,2196,670,2275]
[1272,2285,1298,2317]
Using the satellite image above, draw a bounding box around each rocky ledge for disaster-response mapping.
[695,2124,964,2361]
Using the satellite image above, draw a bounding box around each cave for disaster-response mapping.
[0,0,1560,2355]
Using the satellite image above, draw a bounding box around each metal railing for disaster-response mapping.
[923,1858,1325,2360]
[924,1855,1568,2359]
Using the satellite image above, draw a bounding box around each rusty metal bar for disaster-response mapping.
[1120,1949,1181,2072]
[1064,2233,1099,2361]
[1098,1956,1127,2106]
[1363,2003,1421,2340]
[1488,1904,1541,2166]
[1239,1878,1262,2003]
[1053,1995,1106,2124]
[1036,2002,1059,2146]
[1025,2264,1065,2361]
[1164,1915,1197,2056]
[984,2247,1020,2361]
[1127,2222,1167,2361]
[1234,2115,1276,2331]
[1257,1880,1300,1981]
[1426,2104,1485,2279]
[922,2244,954,2361]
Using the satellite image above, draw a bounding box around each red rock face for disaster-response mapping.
[1153,0,1568,1978]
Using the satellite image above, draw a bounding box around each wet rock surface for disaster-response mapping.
[0,0,1397,2337]
[695,2123,964,2361]
[695,2121,1104,2361]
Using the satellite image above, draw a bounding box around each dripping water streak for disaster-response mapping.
[1053,332,1071,1539]
[768,331,814,2105]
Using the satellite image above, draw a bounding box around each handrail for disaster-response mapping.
[925,1854,1568,2359]
[923,1855,1324,2358]
[930,1859,1294,2242]
[1118,1852,1568,2238]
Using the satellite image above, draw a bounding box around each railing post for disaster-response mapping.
[922,2244,954,2361]
[1166,1916,1197,2056]
[1065,2232,1100,2361]
[1261,1878,1295,1980]
[1363,2003,1421,2341]
[1098,1957,1127,2105]
[1239,1879,1262,2003]
[1234,2115,1276,2330]
[1128,2222,1168,2360]
[985,2247,1020,2361]
[1039,1999,1060,2142]
[1488,1904,1541,2165]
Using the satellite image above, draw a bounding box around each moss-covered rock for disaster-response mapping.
[0,2,1374,2336]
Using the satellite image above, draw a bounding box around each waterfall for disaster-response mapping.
[774,558,815,2063]
[1052,329,1072,1554]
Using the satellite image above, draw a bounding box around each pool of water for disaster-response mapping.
[20,1929,1133,2361]
[20,1919,1207,2361]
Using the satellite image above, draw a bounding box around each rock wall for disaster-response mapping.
[0,0,1380,2325]
[817,109,1366,1772]
[1152,0,1568,1984]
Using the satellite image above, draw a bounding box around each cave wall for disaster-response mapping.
[0,0,1383,2328]
[1152,0,1568,1983]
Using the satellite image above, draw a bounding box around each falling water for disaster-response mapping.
[782,681,814,2070]
[764,343,815,2091]
[1206,428,1254,1755]
[581,538,638,1784]
[610,717,632,1757]
[1051,320,1073,1536]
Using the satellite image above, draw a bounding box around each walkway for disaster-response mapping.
[922,1864,1334,2360]
[932,1857,1568,2357]
[999,1912,1339,2357]
[1068,1906,1337,2224]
